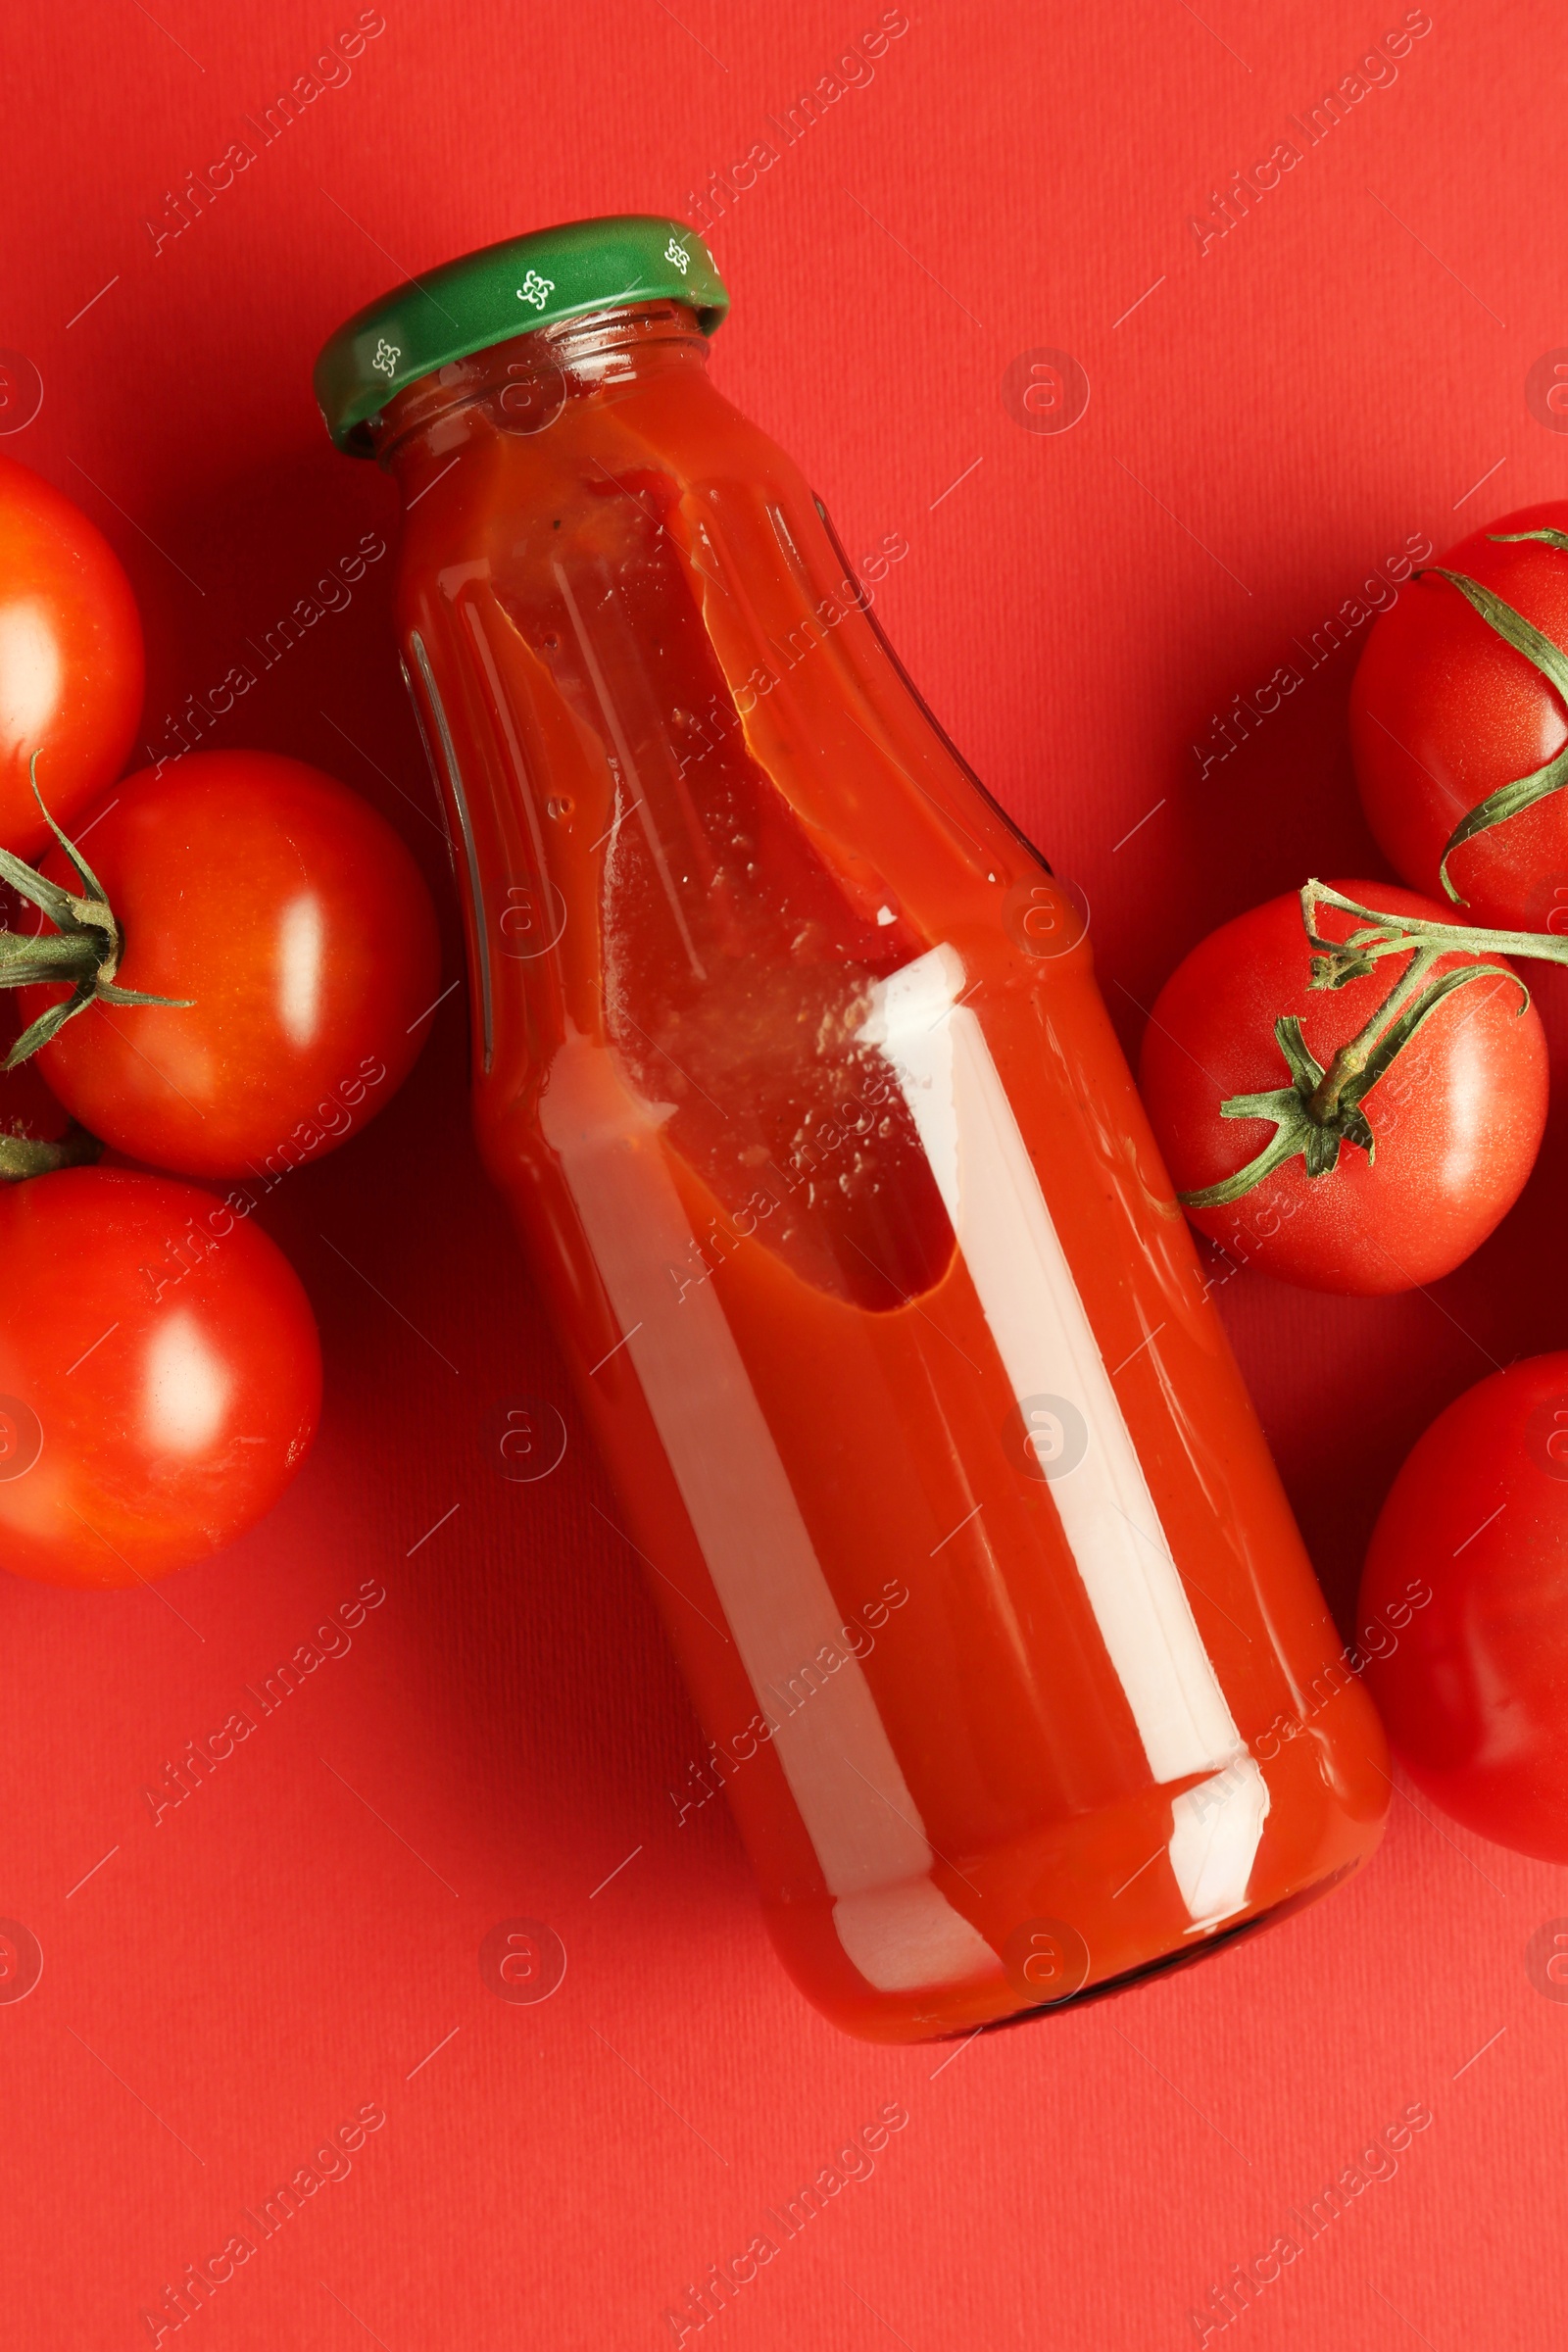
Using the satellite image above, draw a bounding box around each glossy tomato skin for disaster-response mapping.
[0,983,72,1148]
[1350,502,1568,930]
[1138,879,1546,1295]
[21,752,441,1178]
[1358,1354,1568,1861]
[0,1167,320,1586]
[0,455,144,856]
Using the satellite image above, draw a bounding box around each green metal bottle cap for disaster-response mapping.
[314,214,730,456]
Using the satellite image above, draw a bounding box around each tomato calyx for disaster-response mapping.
[0,758,191,1067]
[1177,880,1531,1211]
[1421,528,1568,904]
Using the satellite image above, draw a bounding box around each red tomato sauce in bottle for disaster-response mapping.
[318,220,1388,2041]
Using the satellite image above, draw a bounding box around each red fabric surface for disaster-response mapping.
[3,2,1564,2344]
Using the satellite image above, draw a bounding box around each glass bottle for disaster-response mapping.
[318,220,1388,2041]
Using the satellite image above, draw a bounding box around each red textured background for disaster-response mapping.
[4,2,1566,2344]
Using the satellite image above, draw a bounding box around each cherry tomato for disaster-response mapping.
[0,454,144,856]
[19,751,441,1179]
[1358,1353,1568,1861]
[1350,501,1568,930]
[1138,879,1546,1295]
[0,980,72,1156]
[0,1166,320,1586]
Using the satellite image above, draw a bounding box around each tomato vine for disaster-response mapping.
[0,756,189,1066]
[1423,527,1568,901]
[1176,878,1562,1210]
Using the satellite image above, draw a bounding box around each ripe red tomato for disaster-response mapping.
[0,455,144,856]
[0,1166,320,1586]
[1350,501,1568,930]
[18,751,441,1179]
[1138,879,1546,1295]
[1358,1353,1568,1861]
[0,981,74,1161]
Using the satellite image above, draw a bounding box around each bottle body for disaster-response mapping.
[380,304,1387,2041]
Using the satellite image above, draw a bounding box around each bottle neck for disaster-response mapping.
[369,300,713,482]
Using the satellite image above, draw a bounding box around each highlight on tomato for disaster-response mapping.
[0,454,144,857]
[1358,1353,1568,1862]
[0,1166,321,1587]
[1138,877,1547,1295]
[2,750,441,1179]
[1350,502,1568,931]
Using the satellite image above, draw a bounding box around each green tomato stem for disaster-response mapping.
[0,754,192,1069]
[1299,878,1568,973]
[0,1122,101,1181]
[1420,532,1568,902]
[1174,883,1543,1215]
[1303,940,1443,1125]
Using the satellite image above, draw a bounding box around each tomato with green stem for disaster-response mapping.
[1138,878,1547,1295]
[0,1166,320,1586]
[2,751,441,1179]
[0,976,97,1179]
[1351,503,1568,931]
[1358,1352,1568,1862]
[0,455,144,857]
